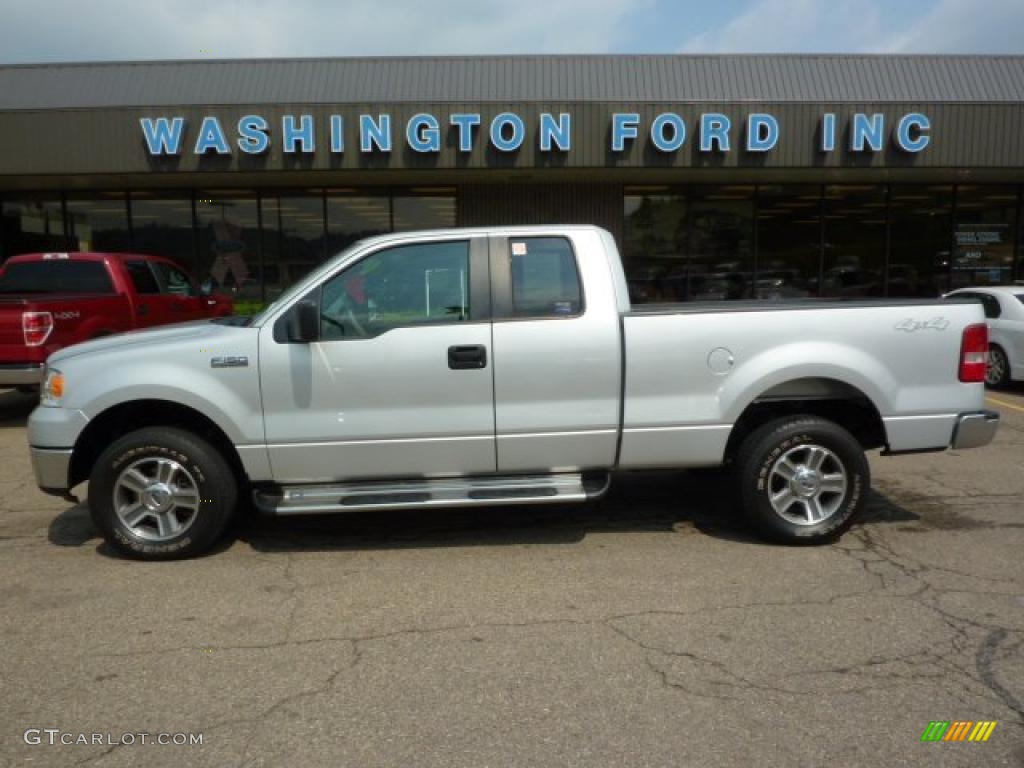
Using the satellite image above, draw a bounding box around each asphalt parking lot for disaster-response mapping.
[1,388,1022,767]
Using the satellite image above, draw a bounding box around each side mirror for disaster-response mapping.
[199,279,213,296]
[287,299,320,343]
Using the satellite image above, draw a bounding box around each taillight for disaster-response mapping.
[22,311,54,347]
[959,323,988,383]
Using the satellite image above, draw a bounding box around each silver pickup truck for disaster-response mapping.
[28,225,999,559]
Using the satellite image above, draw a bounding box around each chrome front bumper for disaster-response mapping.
[29,446,73,494]
[951,410,1000,450]
[0,364,44,386]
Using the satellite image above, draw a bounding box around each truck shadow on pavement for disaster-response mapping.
[0,388,38,426]
[47,469,921,557]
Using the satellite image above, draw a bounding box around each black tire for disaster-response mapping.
[986,344,1011,388]
[88,427,237,560]
[733,416,869,544]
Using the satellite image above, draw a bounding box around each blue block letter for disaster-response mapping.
[651,113,686,152]
[360,114,392,152]
[140,117,185,155]
[611,113,640,152]
[851,113,884,152]
[194,116,230,155]
[283,115,315,153]
[895,113,930,152]
[821,113,836,152]
[237,115,269,154]
[450,114,481,152]
[407,113,441,153]
[539,113,571,151]
[330,115,344,153]
[490,112,525,152]
[700,113,731,152]
[746,113,778,152]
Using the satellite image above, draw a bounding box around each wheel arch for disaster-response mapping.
[69,399,247,489]
[724,376,887,462]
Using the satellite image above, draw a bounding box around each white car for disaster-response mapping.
[947,286,1024,387]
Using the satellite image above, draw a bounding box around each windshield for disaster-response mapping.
[0,260,114,294]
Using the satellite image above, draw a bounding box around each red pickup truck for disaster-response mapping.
[0,252,232,388]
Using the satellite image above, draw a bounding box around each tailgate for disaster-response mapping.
[0,300,28,359]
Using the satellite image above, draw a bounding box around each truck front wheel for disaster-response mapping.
[733,416,869,544]
[88,427,238,560]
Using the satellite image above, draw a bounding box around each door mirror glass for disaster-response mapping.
[287,299,321,343]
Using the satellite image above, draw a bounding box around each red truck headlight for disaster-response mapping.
[958,323,988,383]
[23,311,54,347]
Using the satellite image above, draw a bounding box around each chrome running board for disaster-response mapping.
[253,472,610,515]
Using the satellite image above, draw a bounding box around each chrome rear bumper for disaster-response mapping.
[951,410,1000,450]
[29,446,73,494]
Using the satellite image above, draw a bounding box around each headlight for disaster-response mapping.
[40,367,65,407]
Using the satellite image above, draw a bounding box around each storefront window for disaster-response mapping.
[65,192,130,253]
[951,185,1019,289]
[392,191,456,232]
[325,193,390,256]
[888,185,953,297]
[822,186,886,298]
[622,191,687,303]
[1,196,66,258]
[261,192,326,301]
[689,186,755,301]
[129,192,196,274]
[757,186,821,299]
[195,191,260,311]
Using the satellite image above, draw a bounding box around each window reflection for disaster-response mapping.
[1,196,66,258]
[129,192,196,274]
[623,192,687,303]
[952,185,1018,289]
[689,186,755,301]
[66,192,130,253]
[325,193,390,255]
[888,186,952,297]
[261,192,325,301]
[392,191,456,232]
[757,186,820,298]
[822,186,886,298]
[195,191,260,310]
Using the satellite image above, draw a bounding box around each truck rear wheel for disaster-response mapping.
[88,427,237,560]
[733,416,868,544]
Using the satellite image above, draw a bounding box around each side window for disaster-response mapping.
[980,294,1002,319]
[320,240,470,340]
[155,262,196,296]
[508,237,583,318]
[125,260,160,294]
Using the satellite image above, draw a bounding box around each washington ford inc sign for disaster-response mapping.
[140,111,932,156]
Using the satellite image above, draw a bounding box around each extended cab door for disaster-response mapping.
[488,232,622,472]
[259,236,495,483]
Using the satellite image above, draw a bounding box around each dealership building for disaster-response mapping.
[0,54,1022,306]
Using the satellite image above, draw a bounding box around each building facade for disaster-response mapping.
[1,55,1022,311]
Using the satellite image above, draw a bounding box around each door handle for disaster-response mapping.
[448,345,487,370]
